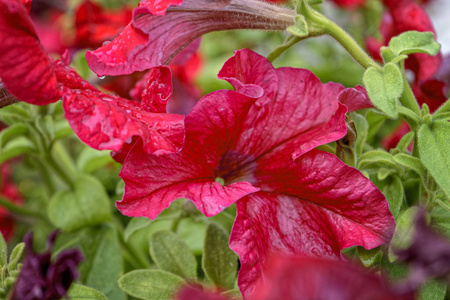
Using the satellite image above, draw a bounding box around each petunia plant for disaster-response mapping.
[0,0,450,299]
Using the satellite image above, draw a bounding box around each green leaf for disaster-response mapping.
[124,217,152,241]
[358,150,402,173]
[366,111,386,141]
[372,175,404,219]
[363,64,403,119]
[388,31,441,56]
[0,137,35,164]
[389,206,421,262]
[76,225,125,300]
[395,131,415,153]
[287,15,308,37]
[433,98,450,118]
[8,242,25,271]
[431,206,450,238]
[202,223,238,290]
[149,230,197,280]
[0,233,6,267]
[76,148,114,174]
[66,284,108,300]
[393,153,427,177]
[418,280,447,300]
[48,175,112,232]
[0,123,28,151]
[118,270,185,300]
[177,218,207,254]
[351,112,369,158]
[357,247,382,267]
[418,121,450,198]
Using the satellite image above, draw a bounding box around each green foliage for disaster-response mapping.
[48,175,112,232]
[372,175,404,220]
[418,121,450,199]
[418,280,447,300]
[0,234,6,268]
[118,270,185,300]
[357,247,382,267]
[202,223,238,290]
[363,63,403,119]
[388,207,421,262]
[54,225,125,300]
[66,284,108,300]
[8,243,25,271]
[388,31,441,57]
[149,231,197,280]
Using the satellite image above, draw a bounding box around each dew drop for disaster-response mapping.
[98,75,106,80]
[102,41,110,46]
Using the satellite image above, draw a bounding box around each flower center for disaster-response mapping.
[214,150,256,185]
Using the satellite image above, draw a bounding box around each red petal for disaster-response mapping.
[63,80,185,154]
[331,0,366,8]
[230,150,395,298]
[412,79,447,113]
[140,67,173,113]
[137,0,183,16]
[86,0,294,76]
[0,0,60,105]
[219,50,347,166]
[21,0,30,12]
[337,85,374,112]
[253,256,408,300]
[176,286,230,300]
[74,0,132,49]
[118,90,259,219]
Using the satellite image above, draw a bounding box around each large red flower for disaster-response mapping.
[0,0,185,155]
[86,0,295,76]
[119,49,395,298]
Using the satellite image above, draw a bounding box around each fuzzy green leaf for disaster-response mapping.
[149,231,197,280]
[393,153,427,177]
[66,284,108,300]
[48,175,111,232]
[418,121,450,198]
[389,31,441,56]
[419,280,447,300]
[118,270,185,300]
[358,150,402,173]
[389,207,421,262]
[202,223,238,290]
[124,217,152,241]
[0,233,6,267]
[8,242,24,271]
[363,64,403,118]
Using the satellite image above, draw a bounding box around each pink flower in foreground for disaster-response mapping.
[119,49,395,298]
[86,0,295,76]
[0,0,185,155]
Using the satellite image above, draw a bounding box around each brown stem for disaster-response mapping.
[0,81,20,108]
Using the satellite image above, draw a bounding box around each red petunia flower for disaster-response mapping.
[119,49,395,298]
[0,0,185,155]
[86,0,295,76]
[252,255,413,300]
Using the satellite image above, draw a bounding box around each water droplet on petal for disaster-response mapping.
[98,75,106,80]
[102,41,110,46]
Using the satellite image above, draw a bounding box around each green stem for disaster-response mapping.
[0,195,48,221]
[399,63,421,117]
[300,1,380,70]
